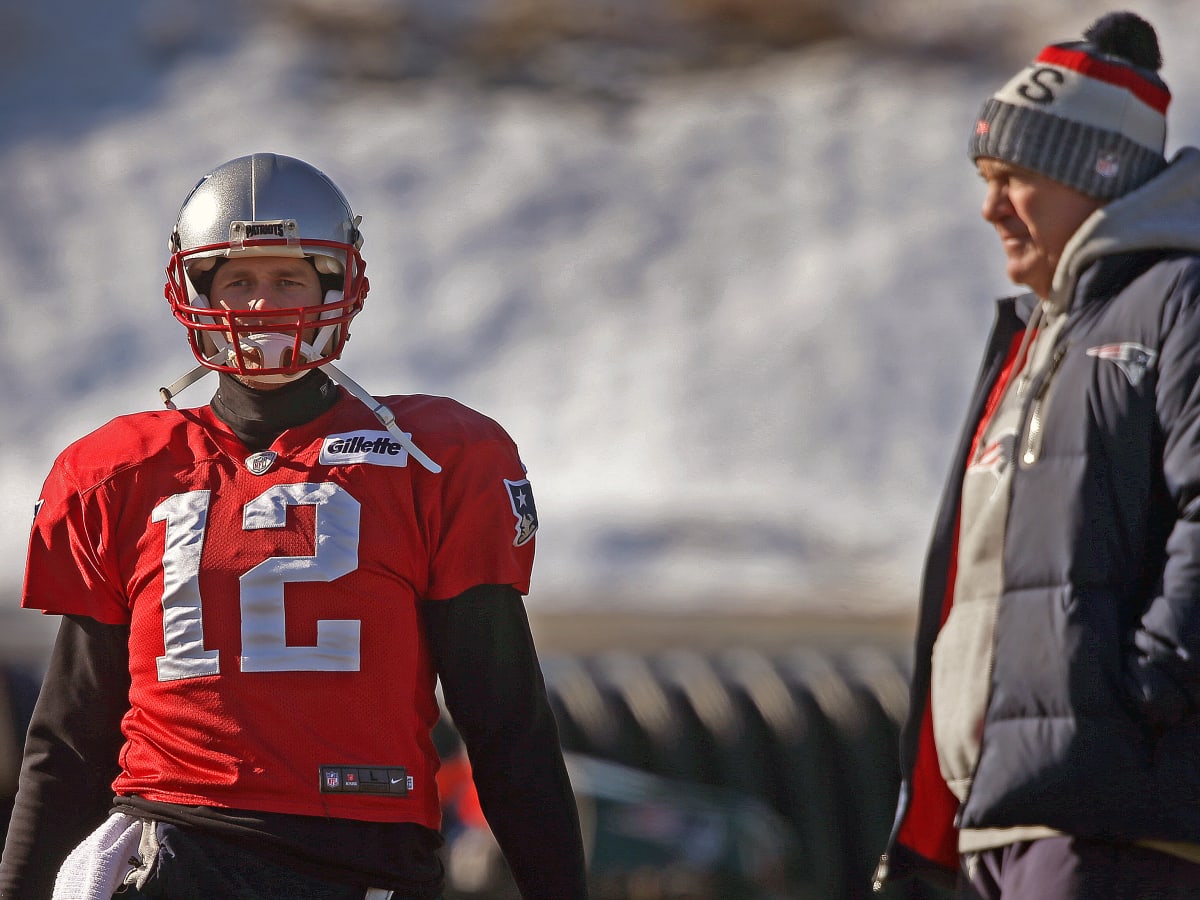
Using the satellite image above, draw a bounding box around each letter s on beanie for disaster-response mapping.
[969,11,1170,200]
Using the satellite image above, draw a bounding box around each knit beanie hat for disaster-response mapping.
[969,11,1170,200]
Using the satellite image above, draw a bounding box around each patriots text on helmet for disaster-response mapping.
[242,222,288,238]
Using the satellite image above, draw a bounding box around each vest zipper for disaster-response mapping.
[1021,345,1068,466]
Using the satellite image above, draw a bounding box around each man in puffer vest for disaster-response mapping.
[876,11,1200,899]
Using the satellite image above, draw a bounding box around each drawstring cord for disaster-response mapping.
[1013,302,1045,400]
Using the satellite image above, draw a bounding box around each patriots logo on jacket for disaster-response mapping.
[504,479,539,547]
[971,432,1016,476]
[1086,342,1156,387]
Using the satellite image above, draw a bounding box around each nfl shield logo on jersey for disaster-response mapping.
[504,479,539,547]
[245,451,278,475]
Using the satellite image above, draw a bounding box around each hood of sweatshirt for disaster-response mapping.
[1048,146,1200,315]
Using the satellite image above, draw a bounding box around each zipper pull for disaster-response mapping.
[872,854,889,893]
[1021,345,1068,466]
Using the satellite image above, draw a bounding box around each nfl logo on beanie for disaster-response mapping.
[969,12,1170,200]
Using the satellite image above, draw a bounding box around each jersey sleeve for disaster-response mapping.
[425,426,538,601]
[22,457,131,625]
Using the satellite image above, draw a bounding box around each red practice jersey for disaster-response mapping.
[22,389,538,830]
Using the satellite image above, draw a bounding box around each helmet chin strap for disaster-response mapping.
[160,287,442,473]
[319,362,442,474]
[159,351,226,410]
[157,360,442,475]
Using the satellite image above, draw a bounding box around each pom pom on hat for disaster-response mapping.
[1085,11,1162,70]
[969,11,1170,199]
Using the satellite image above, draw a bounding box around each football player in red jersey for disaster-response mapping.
[0,154,588,899]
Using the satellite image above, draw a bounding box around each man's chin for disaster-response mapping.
[234,371,295,391]
[1006,259,1050,297]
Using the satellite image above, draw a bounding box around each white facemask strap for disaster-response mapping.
[157,362,443,475]
[320,362,442,474]
[159,356,221,409]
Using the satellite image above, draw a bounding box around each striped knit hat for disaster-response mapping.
[969,11,1170,200]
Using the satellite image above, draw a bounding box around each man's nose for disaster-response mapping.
[980,183,1008,222]
[236,293,291,329]
[244,289,300,322]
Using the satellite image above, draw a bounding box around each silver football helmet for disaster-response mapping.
[165,153,368,385]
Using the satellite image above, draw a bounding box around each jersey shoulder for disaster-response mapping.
[50,408,217,492]
[375,394,516,449]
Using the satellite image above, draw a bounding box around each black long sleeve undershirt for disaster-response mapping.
[0,615,129,899]
[0,589,586,899]
[421,586,588,899]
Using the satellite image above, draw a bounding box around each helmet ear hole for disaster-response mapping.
[318,272,342,296]
[186,260,222,301]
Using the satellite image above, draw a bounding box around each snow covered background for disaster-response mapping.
[2,0,1198,654]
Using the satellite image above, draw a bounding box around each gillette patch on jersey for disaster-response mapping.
[319,430,410,467]
[320,765,411,796]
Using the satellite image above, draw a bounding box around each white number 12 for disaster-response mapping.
[151,483,362,682]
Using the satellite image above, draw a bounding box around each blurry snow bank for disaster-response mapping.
[1,1,1196,639]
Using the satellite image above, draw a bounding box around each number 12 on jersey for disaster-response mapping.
[152,483,363,682]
